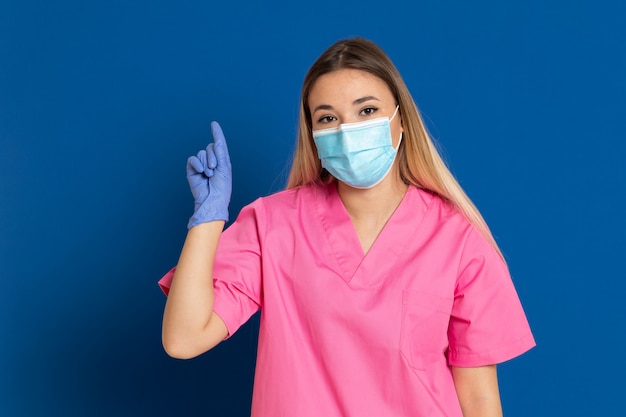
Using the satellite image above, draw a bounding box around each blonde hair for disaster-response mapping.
[287,37,503,259]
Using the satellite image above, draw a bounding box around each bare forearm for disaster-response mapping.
[459,397,503,417]
[452,365,503,417]
[162,221,228,358]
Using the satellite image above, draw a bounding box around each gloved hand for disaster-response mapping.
[186,121,232,228]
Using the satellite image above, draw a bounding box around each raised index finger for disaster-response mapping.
[210,121,231,167]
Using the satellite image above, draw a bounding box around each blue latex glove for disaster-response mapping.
[186,121,232,228]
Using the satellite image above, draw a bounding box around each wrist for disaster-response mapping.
[188,206,229,229]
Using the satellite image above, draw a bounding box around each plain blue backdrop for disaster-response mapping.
[1,0,624,416]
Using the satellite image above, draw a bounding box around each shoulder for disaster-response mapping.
[254,183,327,211]
[235,183,326,224]
[223,184,326,245]
[410,187,502,264]
[412,186,474,235]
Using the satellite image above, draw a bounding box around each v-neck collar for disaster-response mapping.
[314,183,432,289]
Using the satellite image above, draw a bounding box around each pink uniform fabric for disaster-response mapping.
[159,183,535,416]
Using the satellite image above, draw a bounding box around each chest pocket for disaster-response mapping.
[400,289,454,371]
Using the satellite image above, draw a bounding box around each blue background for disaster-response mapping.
[1,0,624,416]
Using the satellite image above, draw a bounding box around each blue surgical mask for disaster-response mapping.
[312,106,401,189]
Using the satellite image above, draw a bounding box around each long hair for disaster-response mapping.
[286,37,503,259]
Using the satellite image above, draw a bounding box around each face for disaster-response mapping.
[308,69,403,147]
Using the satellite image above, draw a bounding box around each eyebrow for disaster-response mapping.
[353,95,379,105]
[312,96,380,113]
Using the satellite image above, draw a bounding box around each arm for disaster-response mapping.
[452,365,503,417]
[162,221,229,359]
[161,121,232,359]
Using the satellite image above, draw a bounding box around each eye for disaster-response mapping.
[317,115,337,124]
[360,106,379,117]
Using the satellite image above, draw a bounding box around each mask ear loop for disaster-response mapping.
[394,132,403,151]
[389,105,400,122]
[390,105,402,150]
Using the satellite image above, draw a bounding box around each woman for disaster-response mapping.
[160,37,535,417]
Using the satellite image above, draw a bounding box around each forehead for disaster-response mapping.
[308,69,393,106]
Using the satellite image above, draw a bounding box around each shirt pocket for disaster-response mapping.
[400,289,453,371]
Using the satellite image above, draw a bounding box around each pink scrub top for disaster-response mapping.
[159,183,535,417]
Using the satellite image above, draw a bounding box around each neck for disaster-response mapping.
[337,172,408,222]
[335,171,408,255]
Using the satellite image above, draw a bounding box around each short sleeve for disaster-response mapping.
[157,267,176,295]
[211,201,264,337]
[157,200,265,338]
[447,229,535,367]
